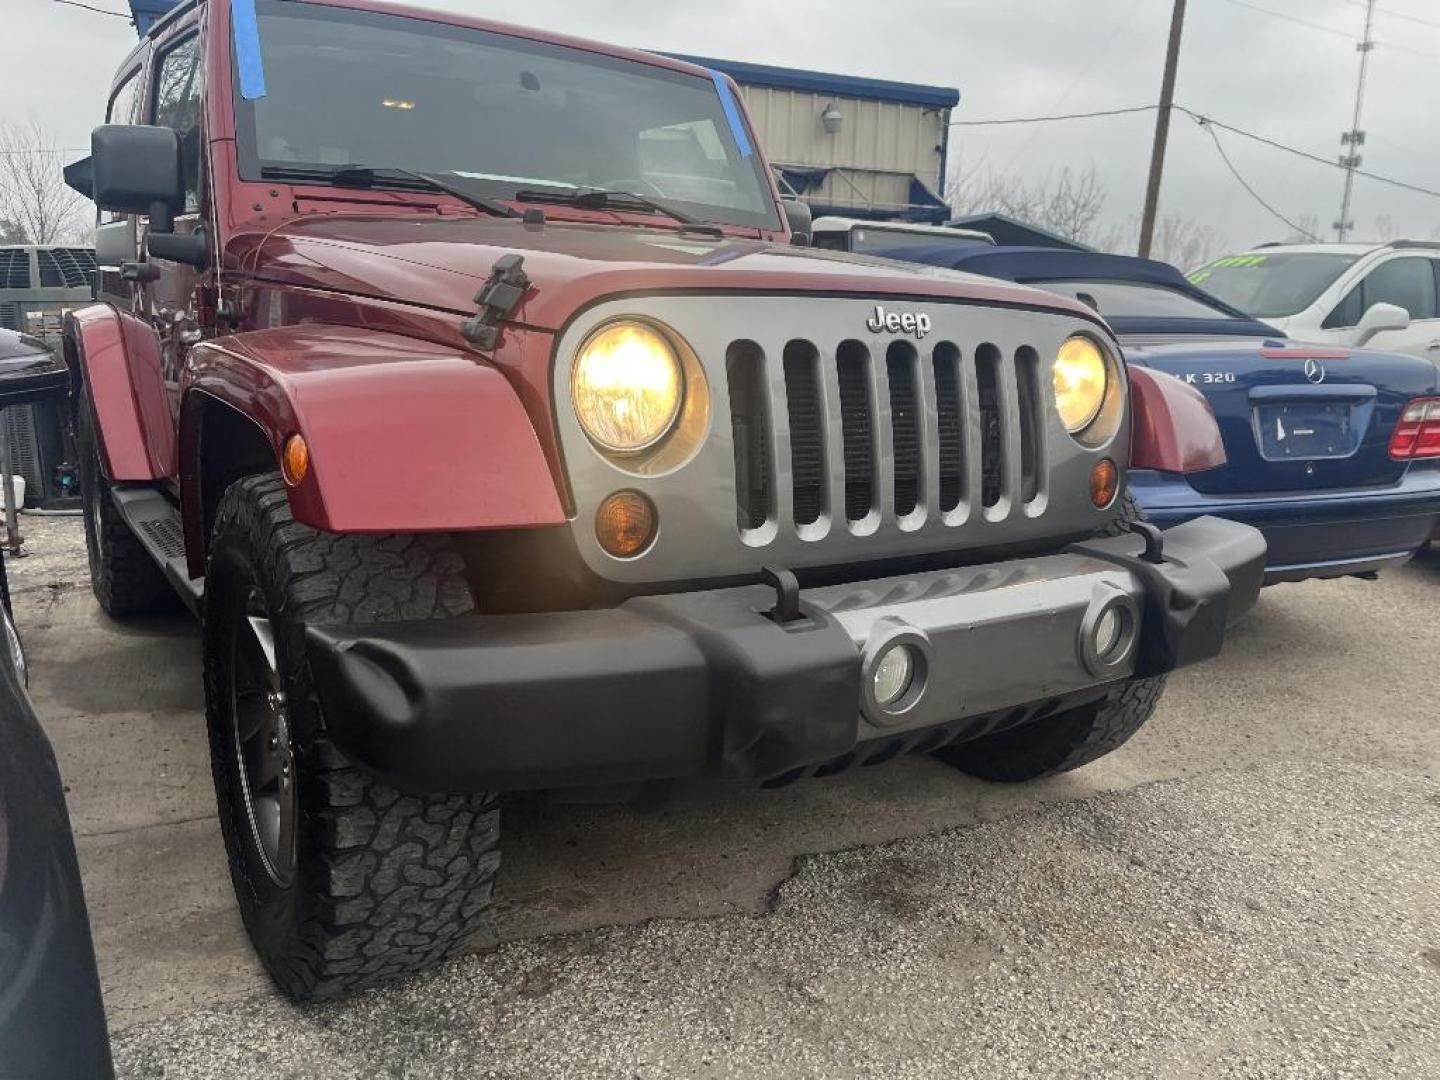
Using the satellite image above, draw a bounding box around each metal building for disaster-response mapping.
[674,55,958,224]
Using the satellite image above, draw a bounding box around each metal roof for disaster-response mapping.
[668,54,959,109]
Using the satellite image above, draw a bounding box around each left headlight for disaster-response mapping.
[1053,335,1109,434]
[572,320,683,453]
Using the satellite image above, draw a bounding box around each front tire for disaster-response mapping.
[204,473,499,1000]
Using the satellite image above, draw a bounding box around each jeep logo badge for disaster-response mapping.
[867,304,932,340]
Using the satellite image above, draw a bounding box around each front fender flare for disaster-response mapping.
[180,325,566,573]
[1127,365,1227,474]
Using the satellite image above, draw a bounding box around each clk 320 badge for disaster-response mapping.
[867,304,933,339]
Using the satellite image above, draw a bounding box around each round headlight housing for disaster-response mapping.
[1053,335,1110,434]
[572,321,684,454]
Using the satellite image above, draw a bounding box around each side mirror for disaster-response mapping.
[1355,301,1409,346]
[781,199,812,247]
[86,125,185,232]
[0,332,69,410]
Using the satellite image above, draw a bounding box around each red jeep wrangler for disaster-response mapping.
[64,0,1264,999]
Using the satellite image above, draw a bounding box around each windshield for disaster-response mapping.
[1033,280,1233,320]
[1186,252,1358,318]
[234,2,780,231]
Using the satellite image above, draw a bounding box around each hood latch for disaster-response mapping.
[461,254,531,350]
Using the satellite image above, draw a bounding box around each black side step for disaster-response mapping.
[110,487,204,616]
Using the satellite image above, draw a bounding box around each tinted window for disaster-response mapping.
[152,35,203,213]
[235,1,780,230]
[1188,253,1358,318]
[1038,280,1232,320]
[1360,257,1437,320]
[1322,285,1365,330]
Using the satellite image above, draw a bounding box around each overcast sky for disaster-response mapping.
[11,0,1440,253]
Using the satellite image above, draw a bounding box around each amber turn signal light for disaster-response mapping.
[1090,458,1118,509]
[282,434,309,486]
[595,490,656,558]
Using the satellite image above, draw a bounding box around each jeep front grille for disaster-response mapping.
[729,335,1045,541]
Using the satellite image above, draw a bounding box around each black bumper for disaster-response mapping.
[305,516,1265,793]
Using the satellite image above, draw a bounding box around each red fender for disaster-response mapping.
[1128,365,1227,474]
[179,325,566,574]
[64,305,175,481]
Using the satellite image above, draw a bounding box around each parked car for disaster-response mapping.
[0,333,114,1079]
[62,0,1263,999]
[877,244,1440,583]
[1188,241,1440,363]
[810,217,995,256]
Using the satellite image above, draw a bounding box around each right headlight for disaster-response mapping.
[571,320,684,453]
[1053,335,1109,434]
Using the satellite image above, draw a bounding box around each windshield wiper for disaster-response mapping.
[513,187,723,238]
[260,164,518,218]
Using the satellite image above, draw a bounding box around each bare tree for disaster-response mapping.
[1150,213,1222,271]
[1283,214,1321,244]
[1372,214,1396,242]
[0,119,90,246]
[948,165,1109,247]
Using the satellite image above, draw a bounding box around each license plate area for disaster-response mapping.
[1253,401,1360,460]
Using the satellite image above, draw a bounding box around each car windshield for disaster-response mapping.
[1186,252,1358,318]
[234,1,780,231]
[1033,280,1233,320]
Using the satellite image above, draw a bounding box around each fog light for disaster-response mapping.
[1090,458,1118,508]
[595,490,657,558]
[1094,606,1122,657]
[872,644,916,707]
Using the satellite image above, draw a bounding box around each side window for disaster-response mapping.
[1322,284,1365,330]
[151,35,203,213]
[1360,257,1437,321]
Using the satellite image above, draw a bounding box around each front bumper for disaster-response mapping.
[305,516,1265,793]
[1132,467,1440,583]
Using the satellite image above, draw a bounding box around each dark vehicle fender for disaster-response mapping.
[179,325,566,577]
[63,305,175,481]
[1128,365,1227,474]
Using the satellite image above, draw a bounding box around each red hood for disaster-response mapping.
[224,214,1099,332]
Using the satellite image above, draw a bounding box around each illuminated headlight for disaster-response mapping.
[572,321,683,453]
[1053,335,1109,434]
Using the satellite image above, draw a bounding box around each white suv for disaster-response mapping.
[1189,241,1440,361]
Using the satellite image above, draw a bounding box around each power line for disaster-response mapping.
[1174,106,1440,200]
[1215,0,1355,40]
[50,0,132,17]
[1198,120,1321,240]
[950,105,1159,127]
[1341,0,1440,32]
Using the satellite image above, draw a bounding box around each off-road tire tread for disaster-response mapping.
[934,488,1166,782]
[205,473,498,1000]
[77,385,177,616]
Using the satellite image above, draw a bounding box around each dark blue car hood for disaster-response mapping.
[1124,334,1439,495]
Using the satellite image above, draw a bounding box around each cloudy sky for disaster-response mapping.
[12,0,1440,254]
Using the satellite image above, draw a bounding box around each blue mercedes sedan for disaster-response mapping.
[868,243,1440,584]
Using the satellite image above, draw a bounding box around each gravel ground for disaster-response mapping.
[110,763,1440,1079]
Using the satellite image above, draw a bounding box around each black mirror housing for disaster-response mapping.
[89,124,184,221]
[782,198,812,247]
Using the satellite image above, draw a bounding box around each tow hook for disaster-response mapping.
[461,253,531,349]
[760,565,803,624]
[1125,520,1166,564]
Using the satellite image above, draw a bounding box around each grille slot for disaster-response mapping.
[886,342,921,518]
[1016,346,1044,505]
[783,340,825,527]
[837,340,875,522]
[35,248,97,289]
[976,344,1004,509]
[0,250,30,290]
[933,343,964,514]
[726,340,772,532]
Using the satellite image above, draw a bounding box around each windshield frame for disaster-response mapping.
[229,1,783,233]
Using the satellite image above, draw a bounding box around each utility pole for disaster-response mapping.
[1335,0,1376,242]
[1137,0,1187,259]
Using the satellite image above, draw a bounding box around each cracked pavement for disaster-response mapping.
[10,515,1440,1077]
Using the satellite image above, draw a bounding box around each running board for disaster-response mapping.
[110,487,204,616]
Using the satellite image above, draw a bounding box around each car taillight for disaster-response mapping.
[1388,398,1440,459]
